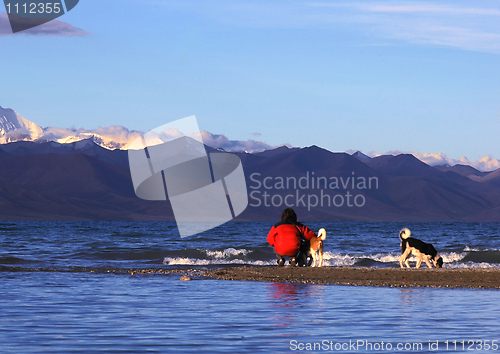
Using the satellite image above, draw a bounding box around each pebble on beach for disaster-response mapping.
[180,275,192,281]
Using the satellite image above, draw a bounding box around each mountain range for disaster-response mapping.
[0,139,499,222]
[0,105,499,222]
[0,105,142,149]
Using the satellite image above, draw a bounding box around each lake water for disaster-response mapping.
[1,221,499,353]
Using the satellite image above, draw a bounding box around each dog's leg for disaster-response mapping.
[311,249,317,267]
[415,258,422,269]
[399,249,411,268]
[318,244,323,267]
[424,257,433,268]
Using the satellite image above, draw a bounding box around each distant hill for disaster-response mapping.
[480,169,500,188]
[0,141,167,220]
[351,151,371,161]
[241,147,500,222]
[362,154,441,178]
[434,164,488,181]
[0,140,499,222]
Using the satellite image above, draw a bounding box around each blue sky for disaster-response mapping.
[1,0,499,167]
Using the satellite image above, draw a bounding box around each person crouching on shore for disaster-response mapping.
[267,208,316,267]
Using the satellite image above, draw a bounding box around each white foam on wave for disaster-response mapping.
[463,246,500,252]
[163,257,274,266]
[161,248,500,268]
[441,252,467,263]
[322,251,471,267]
[163,257,212,266]
[321,252,403,266]
[443,262,495,269]
[163,247,277,266]
[202,248,250,259]
[370,253,400,263]
[464,246,481,252]
[321,252,356,267]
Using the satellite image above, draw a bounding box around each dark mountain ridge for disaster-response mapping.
[0,141,499,222]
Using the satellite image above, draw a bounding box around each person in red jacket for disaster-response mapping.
[267,208,316,267]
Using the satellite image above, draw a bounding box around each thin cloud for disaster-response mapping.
[41,128,282,153]
[200,130,279,153]
[0,12,88,36]
[155,1,500,53]
[415,152,500,172]
[314,2,500,53]
[358,150,500,172]
[361,4,500,16]
[39,126,142,149]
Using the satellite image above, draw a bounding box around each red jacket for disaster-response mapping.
[267,221,316,256]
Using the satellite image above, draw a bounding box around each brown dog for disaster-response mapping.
[297,228,327,267]
[310,228,327,267]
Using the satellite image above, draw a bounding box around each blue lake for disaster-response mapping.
[1,221,499,353]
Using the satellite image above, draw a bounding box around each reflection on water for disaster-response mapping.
[268,282,299,306]
[267,282,300,328]
[399,288,426,322]
[2,273,500,353]
[266,282,328,327]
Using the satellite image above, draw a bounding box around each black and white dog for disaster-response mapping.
[399,228,443,268]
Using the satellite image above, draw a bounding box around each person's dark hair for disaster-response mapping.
[281,208,297,223]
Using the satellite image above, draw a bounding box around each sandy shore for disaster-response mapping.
[3,264,500,289]
[200,266,500,289]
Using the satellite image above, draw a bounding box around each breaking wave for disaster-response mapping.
[160,247,500,268]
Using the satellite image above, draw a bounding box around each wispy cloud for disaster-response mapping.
[42,128,282,153]
[309,1,500,53]
[0,12,88,36]
[154,1,500,53]
[356,150,500,172]
[414,152,500,172]
[366,4,499,52]
[38,126,142,149]
[355,4,500,16]
[200,131,281,153]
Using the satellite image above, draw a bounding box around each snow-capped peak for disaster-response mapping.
[0,106,142,150]
[0,105,280,152]
[0,106,43,143]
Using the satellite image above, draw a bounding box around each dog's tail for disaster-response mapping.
[399,228,411,240]
[318,228,326,240]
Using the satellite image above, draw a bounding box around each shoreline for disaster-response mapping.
[200,266,500,289]
[3,265,500,289]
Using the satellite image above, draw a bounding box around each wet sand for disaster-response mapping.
[200,266,500,289]
[3,264,500,289]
